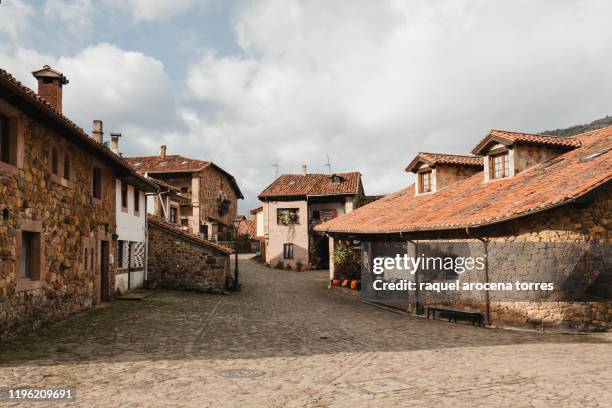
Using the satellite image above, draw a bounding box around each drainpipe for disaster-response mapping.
[127,241,132,290]
[405,236,422,315]
[467,226,491,326]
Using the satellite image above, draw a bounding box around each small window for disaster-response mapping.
[419,171,432,193]
[312,210,320,220]
[200,224,208,238]
[121,182,128,209]
[93,167,102,199]
[83,248,88,270]
[117,240,125,269]
[20,231,40,279]
[170,207,178,223]
[63,154,70,180]
[0,113,10,164]
[134,188,140,213]
[277,208,299,225]
[90,249,94,270]
[490,152,510,179]
[180,186,189,193]
[51,148,59,175]
[283,243,294,259]
[180,218,188,227]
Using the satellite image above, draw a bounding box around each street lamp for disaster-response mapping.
[231,217,242,292]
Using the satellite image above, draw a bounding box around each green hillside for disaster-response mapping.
[542,115,612,136]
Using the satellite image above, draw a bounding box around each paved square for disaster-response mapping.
[0,258,610,407]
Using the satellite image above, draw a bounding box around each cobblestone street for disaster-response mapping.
[1,257,611,407]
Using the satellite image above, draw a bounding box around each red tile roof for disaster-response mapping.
[125,155,244,199]
[238,219,256,239]
[259,172,361,199]
[250,205,263,214]
[405,153,483,172]
[126,155,210,173]
[148,215,233,254]
[0,68,157,190]
[471,129,581,155]
[316,127,612,234]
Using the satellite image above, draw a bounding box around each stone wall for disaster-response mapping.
[513,144,565,175]
[435,164,481,190]
[409,186,611,331]
[1,112,117,341]
[147,218,230,292]
[198,165,239,235]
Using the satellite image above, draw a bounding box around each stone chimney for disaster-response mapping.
[32,65,69,113]
[302,164,307,175]
[92,120,103,143]
[160,145,167,158]
[110,133,121,154]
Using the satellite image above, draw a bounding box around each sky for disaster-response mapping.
[1,0,611,213]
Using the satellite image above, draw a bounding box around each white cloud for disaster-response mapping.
[181,0,612,210]
[0,0,33,40]
[103,0,207,22]
[0,44,179,153]
[43,0,94,35]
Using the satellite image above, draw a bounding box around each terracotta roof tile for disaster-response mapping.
[259,172,361,199]
[238,219,256,239]
[250,205,263,214]
[125,155,244,199]
[125,155,210,173]
[317,127,612,234]
[471,129,581,155]
[405,153,483,172]
[148,215,233,254]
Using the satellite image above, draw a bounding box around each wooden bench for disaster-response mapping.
[427,306,483,326]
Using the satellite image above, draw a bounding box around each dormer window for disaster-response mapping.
[331,175,343,183]
[489,152,509,179]
[419,171,433,193]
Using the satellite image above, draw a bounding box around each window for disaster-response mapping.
[277,208,299,225]
[63,154,70,180]
[170,207,177,223]
[121,182,128,209]
[312,210,320,220]
[181,218,188,227]
[0,113,10,164]
[200,224,208,239]
[92,167,102,199]
[20,231,40,279]
[134,188,140,213]
[20,232,34,278]
[419,171,432,193]
[490,152,510,179]
[117,240,125,269]
[51,148,59,175]
[180,186,189,193]
[283,243,294,259]
[90,249,94,270]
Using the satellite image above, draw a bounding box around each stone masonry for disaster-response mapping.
[0,108,117,341]
[147,217,231,292]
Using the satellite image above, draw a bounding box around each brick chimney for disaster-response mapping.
[160,145,167,158]
[32,65,69,113]
[302,164,307,175]
[92,120,103,143]
[110,133,121,154]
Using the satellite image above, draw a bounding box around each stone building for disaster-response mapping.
[126,147,243,241]
[257,167,364,269]
[0,66,152,340]
[317,128,611,331]
[145,176,189,227]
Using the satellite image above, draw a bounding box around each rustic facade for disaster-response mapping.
[0,66,149,340]
[258,168,364,269]
[147,217,231,292]
[127,147,243,240]
[318,127,611,331]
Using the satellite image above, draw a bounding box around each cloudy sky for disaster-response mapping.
[1,0,611,212]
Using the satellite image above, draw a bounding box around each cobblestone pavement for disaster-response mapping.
[1,257,611,407]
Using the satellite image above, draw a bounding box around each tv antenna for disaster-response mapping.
[324,153,332,174]
[272,164,279,179]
